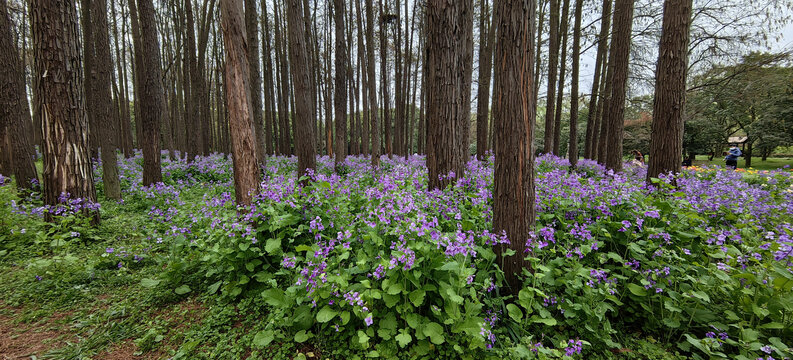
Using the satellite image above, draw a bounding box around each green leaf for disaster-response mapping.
[252,330,274,347]
[294,330,311,343]
[507,304,523,322]
[239,242,250,251]
[529,316,557,326]
[140,278,161,288]
[691,291,711,303]
[207,280,222,294]
[627,283,648,297]
[262,288,289,308]
[316,306,338,323]
[340,311,350,325]
[387,282,403,295]
[395,332,412,348]
[409,289,426,307]
[357,330,370,345]
[423,322,445,345]
[663,317,681,328]
[174,285,191,295]
[265,238,281,254]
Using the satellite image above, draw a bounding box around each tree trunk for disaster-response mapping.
[81,0,99,159]
[584,0,611,159]
[569,0,582,166]
[542,0,560,154]
[286,0,316,179]
[552,0,569,156]
[32,0,98,220]
[493,0,535,295]
[425,0,473,189]
[334,0,347,169]
[646,0,692,181]
[91,0,122,199]
[379,0,391,159]
[262,0,276,155]
[274,0,291,155]
[221,0,261,205]
[603,0,634,172]
[136,0,164,185]
[245,0,265,162]
[365,0,379,166]
[475,0,494,161]
[1,0,38,190]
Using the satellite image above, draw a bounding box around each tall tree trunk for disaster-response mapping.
[493,0,535,295]
[475,0,494,161]
[286,0,316,179]
[542,0,560,154]
[425,0,473,190]
[262,0,276,155]
[584,0,611,160]
[136,0,164,185]
[379,0,391,159]
[533,0,546,109]
[221,0,261,205]
[552,0,569,156]
[245,0,265,162]
[1,0,38,190]
[91,0,122,199]
[568,0,582,166]
[334,0,347,169]
[274,0,291,155]
[647,0,692,180]
[603,0,634,172]
[365,0,379,166]
[595,58,612,163]
[81,0,99,159]
[32,0,98,220]
[356,0,369,155]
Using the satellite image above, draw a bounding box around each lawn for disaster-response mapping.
[0,153,791,359]
[692,155,793,171]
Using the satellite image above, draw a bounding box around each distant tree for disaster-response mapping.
[583,0,612,160]
[333,0,347,170]
[32,0,98,220]
[646,0,693,181]
[475,0,494,161]
[286,0,316,180]
[493,0,536,294]
[244,0,265,163]
[568,0,583,166]
[0,0,37,191]
[542,0,560,154]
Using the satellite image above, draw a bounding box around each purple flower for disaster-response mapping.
[364,315,373,327]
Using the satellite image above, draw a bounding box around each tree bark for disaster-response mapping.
[425,0,473,189]
[379,0,391,159]
[334,0,347,169]
[493,0,536,295]
[542,0,560,154]
[245,0,265,162]
[584,0,611,160]
[221,0,261,205]
[552,0,569,156]
[365,0,379,166]
[286,0,316,179]
[81,0,99,158]
[136,0,164,185]
[91,0,122,199]
[262,0,276,155]
[603,0,634,172]
[568,0,582,166]
[475,0,494,161]
[0,0,38,190]
[32,0,98,220]
[646,0,692,181]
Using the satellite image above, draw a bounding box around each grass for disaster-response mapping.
[692,155,792,171]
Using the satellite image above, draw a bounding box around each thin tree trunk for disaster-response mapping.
[262,0,276,155]
[32,0,98,221]
[647,0,692,180]
[552,0,569,156]
[596,42,614,164]
[245,0,265,162]
[286,0,316,179]
[1,0,38,190]
[92,0,122,199]
[365,0,379,166]
[334,0,347,169]
[603,0,634,172]
[584,0,611,159]
[493,0,536,295]
[379,0,391,159]
[475,0,493,161]
[568,0,582,166]
[542,0,560,154]
[81,0,99,158]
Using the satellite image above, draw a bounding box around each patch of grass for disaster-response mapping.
[693,155,793,170]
